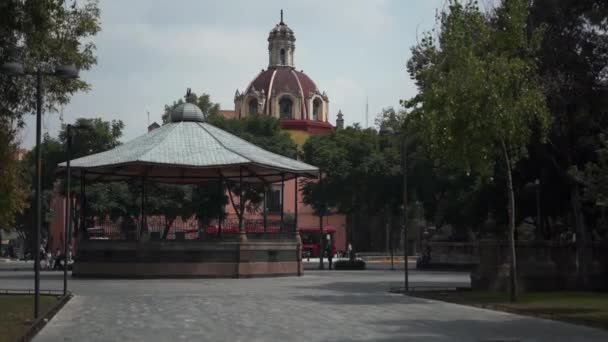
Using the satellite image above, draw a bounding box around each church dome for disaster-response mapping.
[171,102,205,122]
[233,11,333,134]
[247,68,317,99]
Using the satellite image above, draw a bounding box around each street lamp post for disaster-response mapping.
[402,138,409,291]
[1,62,79,318]
[63,121,93,296]
[379,124,409,292]
[535,179,541,240]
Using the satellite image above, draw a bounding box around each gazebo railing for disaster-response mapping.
[84,216,298,242]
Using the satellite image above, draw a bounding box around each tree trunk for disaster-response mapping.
[227,187,243,231]
[570,183,589,288]
[501,140,518,302]
[162,217,175,240]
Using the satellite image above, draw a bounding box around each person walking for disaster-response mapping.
[327,242,334,270]
[53,248,63,270]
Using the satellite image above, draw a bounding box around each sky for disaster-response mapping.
[18,0,452,148]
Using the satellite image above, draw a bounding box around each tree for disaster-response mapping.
[0,0,100,244]
[0,122,27,230]
[59,118,124,158]
[301,125,399,250]
[208,113,297,158]
[527,0,608,287]
[0,0,100,124]
[207,113,298,228]
[15,133,64,251]
[146,184,194,239]
[59,119,127,238]
[162,91,220,124]
[15,117,124,250]
[583,136,608,239]
[191,183,228,229]
[406,0,551,301]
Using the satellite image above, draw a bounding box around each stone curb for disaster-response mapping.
[0,267,31,272]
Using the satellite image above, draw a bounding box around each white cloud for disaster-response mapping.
[324,76,368,126]
[106,24,265,66]
[292,0,393,37]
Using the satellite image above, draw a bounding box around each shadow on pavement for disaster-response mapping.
[322,316,608,342]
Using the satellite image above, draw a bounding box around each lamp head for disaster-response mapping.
[54,64,79,79]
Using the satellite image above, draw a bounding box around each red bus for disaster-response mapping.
[298,227,337,258]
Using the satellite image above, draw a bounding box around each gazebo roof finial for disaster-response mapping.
[185,87,192,100]
[280,9,284,24]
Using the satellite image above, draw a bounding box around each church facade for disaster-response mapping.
[226,13,347,254]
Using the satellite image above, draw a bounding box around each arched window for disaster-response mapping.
[279,97,293,119]
[313,98,322,120]
[248,99,258,115]
[280,49,286,65]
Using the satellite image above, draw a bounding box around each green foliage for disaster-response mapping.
[528,0,608,237]
[301,125,395,216]
[191,182,228,226]
[583,138,608,205]
[208,113,297,159]
[0,123,27,229]
[15,117,124,247]
[0,0,100,242]
[0,0,101,124]
[59,118,124,158]
[144,182,228,238]
[406,0,553,300]
[583,136,608,240]
[406,0,550,178]
[207,113,298,220]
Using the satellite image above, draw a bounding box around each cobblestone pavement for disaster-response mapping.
[2,269,607,341]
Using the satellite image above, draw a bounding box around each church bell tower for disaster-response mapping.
[268,10,296,68]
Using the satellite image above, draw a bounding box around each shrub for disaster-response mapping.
[333,259,366,270]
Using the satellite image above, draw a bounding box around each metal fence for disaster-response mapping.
[85,216,298,241]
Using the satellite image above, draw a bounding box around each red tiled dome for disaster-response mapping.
[247,67,318,99]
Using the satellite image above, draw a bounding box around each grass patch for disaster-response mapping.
[410,290,608,330]
[0,295,60,342]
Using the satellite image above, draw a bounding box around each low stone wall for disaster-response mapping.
[471,240,608,291]
[417,242,479,269]
[73,238,302,278]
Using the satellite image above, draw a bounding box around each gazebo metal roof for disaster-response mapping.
[57,121,319,184]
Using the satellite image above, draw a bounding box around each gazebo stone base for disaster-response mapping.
[72,240,303,278]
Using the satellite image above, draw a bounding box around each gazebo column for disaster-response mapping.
[294,176,298,232]
[139,177,147,241]
[238,167,247,242]
[318,170,325,270]
[80,172,87,239]
[295,175,302,276]
[263,185,268,232]
[280,174,285,232]
[217,176,223,238]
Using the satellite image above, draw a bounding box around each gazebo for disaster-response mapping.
[58,98,319,278]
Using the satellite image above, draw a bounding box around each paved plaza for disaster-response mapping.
[1,267,607,341]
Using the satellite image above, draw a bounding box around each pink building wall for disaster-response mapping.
[48,191,67,253]
[224,178,347,252]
